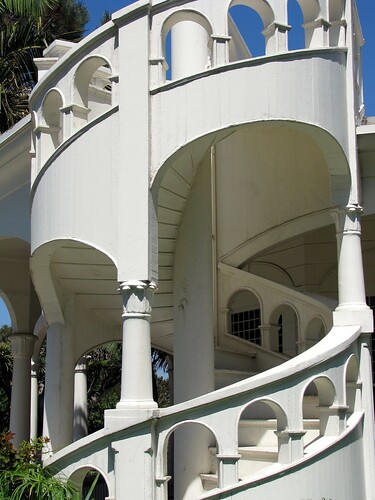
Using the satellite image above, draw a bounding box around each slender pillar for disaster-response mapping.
[73,357,88,441]
[332,205,373,331]
[116,280,157,410]
[9,334,36,447]
[30,358,39,440]
[43,322,75,454]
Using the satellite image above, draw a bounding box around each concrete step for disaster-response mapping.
[200,473,218,491]
[238,418,320,447]
[238,445,278,460]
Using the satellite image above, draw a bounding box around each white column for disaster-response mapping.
[332,205,373,331]
[116,280,157,410]
[9,334,36,447]
[171,21,210,80]
[43,322,75,454]
[73,357,88,441]
[30,358,39,440]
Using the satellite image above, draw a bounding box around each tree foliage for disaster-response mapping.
[0,432,77,499]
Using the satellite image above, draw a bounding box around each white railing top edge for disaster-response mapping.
[150,47,347,96]
[45,324,361,471]
[0,115,31,148]
[159,324,361,417]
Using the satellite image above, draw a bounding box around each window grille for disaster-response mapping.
[230,308,261,345]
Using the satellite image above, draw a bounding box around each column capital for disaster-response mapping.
[9,334,36,358]
[75,356,89,374]
[118,280,157,317]
[331,204,363,235]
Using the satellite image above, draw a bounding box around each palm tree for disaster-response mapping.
[0,0,89,133]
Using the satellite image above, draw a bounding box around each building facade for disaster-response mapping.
[1,0,375,497]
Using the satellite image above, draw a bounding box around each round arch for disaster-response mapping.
[228,0,274,28]
[152,120,351,211]
[73,55,114,123]
[344,354,360,414]
[69,465,110,499]
[159,420,220,499]
[237,398,287,475]
[30,238,119,327]
[227,288,262,345]
[269,303,299,356]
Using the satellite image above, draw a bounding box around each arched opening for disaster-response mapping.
[164,422,218,498]
[40,89,64,166]
[228,4,264,60]
[294,0,321,48]
[345,355,361,418]
[237,400,287,478]
[73,56,113,130]
[302,376,337,452]
[228,290,261,345]
[287,0,305,50]
[270,305,298,356]
[70,467,109,500]
[162,11,212,81]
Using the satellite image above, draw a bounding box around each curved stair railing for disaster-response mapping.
[45,324,370,498]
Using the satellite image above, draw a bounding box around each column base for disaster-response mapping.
[333,306,373,332]
[105,404,157,432]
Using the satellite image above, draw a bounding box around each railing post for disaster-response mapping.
[263,23,290,55]
[217,454,241,487]
[211,35,231,66]
[276,430,305,464]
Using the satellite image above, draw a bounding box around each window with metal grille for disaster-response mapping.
[231,308,261,344]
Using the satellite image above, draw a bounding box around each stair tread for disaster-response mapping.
[238,446,278,459]
[200,473,218,483]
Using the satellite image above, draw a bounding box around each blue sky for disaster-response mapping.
[0,0,373,327]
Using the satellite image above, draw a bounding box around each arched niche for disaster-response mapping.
[270,304,298,356]
[70,466,110,500]
[161,10,213,81]
[237,399,287,478]
[345,354,361,417]
[39,89,64,166]
[162,421,219,498]
[228,289,262,345]
[302,376,337,449]
[73,56,113,129]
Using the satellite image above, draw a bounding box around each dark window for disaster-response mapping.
[231,308,261,345]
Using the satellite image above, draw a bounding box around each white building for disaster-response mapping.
[2,0,375,498]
